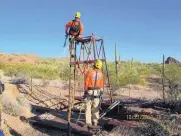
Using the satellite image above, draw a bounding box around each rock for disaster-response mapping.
[165,57,180,64]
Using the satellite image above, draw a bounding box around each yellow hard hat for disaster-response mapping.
[95,59,103,69]
[75,12,81,18]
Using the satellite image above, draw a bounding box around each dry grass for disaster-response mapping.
[0,69,4,78]
[99,117,181,136]
[0,53,41,64]
[1,84,32,117]
[99,126,140,136]
[114,84,162,100]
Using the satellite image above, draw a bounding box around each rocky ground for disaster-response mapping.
[0,75,181,136]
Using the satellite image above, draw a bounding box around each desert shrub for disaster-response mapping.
[2,92,32,117]
[140,123,170,136]
[0,69,4,79]
[140,114,181,136]
[0,62,70,81]
[99,126,139,136]
[3,102,21,116]
[147,63,162,75]
[162,64,181,103]
[108,61,150,90]
[165,64,181,84]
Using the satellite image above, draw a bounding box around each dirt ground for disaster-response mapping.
[1,75,181,136]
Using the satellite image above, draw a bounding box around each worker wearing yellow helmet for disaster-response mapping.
[65,12,84,38]
[83,59,104,128]
[65,12,84,57]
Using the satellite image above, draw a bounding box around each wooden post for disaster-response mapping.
[162,55,165,103]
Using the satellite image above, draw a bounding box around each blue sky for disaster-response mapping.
[0,0,181,63]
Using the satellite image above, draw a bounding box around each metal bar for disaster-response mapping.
[70,59,106,65]
[98,43,102,59]
[162,54,165,103]
[95,37,99,59]
[92,34,97,60]
[72,43,77,108]
[100,101,120,118]
[102,40,111,103]
[82,43,85,96]
[68,57,72,136]
[101,40,105,93]
[85,40,93,66]
[68,40,75,136]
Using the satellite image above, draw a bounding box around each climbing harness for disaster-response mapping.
[69,20,81,35]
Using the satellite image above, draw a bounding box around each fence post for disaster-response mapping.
[162,54,165,103]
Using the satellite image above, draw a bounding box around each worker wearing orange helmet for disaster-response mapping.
[83,59,104,128]
[65,12,84,57]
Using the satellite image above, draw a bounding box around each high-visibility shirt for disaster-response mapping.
[65,19,84,36]
[84,69,104,91]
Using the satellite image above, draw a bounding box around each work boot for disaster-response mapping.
[93,122,98,126]
[83,123,92,128]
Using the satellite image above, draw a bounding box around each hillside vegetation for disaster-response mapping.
[1,53,181,136]
[1,54,181,89]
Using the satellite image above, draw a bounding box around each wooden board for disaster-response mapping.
[28,111,100,136]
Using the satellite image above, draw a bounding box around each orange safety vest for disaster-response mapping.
[84,69,104,91]
[65,19,84,36]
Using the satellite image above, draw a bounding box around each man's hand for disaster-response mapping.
[78,34,82,38]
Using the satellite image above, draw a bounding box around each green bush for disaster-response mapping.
[165,64,181,84]
[108,61,150,89]
[146,63,162,75]
[0,62,70,80]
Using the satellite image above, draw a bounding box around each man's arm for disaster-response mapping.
[65,21,72,34]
